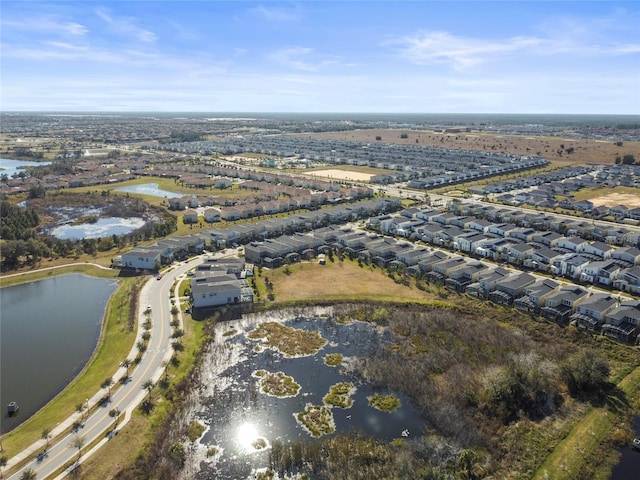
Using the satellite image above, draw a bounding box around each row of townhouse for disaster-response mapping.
[207,198,402,248]
[303,227,640,343]
[370,205,640,293]
[129,209,638,342]
[115,197,403,271]
[449,201,639,246]
[157,137,547,187]
[181,189,374,224]
[115,235,206,270]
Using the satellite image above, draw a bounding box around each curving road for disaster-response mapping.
[5,256,203,479]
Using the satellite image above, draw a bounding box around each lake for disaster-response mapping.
[184,309,426,479]
[49,216,147,240]
[0,158,51,178]
[0,274,118,433]
[114,183,180,198]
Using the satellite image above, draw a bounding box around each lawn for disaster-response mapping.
[260,259,442,305]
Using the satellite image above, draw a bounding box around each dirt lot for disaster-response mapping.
[590,192,640,208]
[304,129,640,165]
[306,169,374,181]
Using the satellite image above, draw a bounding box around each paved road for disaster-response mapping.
[5,257,203,479]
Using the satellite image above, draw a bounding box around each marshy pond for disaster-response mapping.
[182,308,425,479]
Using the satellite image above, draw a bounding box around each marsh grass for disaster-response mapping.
[247,321,327,357]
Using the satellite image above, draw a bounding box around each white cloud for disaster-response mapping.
[95,7,157,43]
[2,15,88,36]
[386,23,640,70]
[251,5,301,22]
[267,48,344,72]
[268,47,318,71]
[385,31,543,70]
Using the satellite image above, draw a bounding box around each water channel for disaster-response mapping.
[0,274,117,433]
[183,309,426,479]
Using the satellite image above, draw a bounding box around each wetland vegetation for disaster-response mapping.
[368,394,401,412]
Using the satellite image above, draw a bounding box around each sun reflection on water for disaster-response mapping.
[236,422,267,453]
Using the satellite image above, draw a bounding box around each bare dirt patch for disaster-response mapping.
[307,169,374,182]
[302,129,640,165]
[590,192,640,208]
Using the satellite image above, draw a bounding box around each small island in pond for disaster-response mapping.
[247,321,327,357]
[323,382,356,409]
[294,404,335,438]
[324,353,343,366]
[368,394,401,412]
[253,370,301,398]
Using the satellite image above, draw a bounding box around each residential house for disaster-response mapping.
[445,262,490,292]
[527,247,563,271]
[579,260,621,286]
[506,243,535,265]
[465,267,511,298]
[427,256,467,284]
[203,208,221,223]
[489,272,536,305]
[602,301,640,343]
[531,231,563,247]
[579,241,615,259]
[540,285,589,324]
[417,251,449,273]
[514,278,560,313]
[556,236,589,252]
[454,232,491,254]
[191,273,243,308]
[611,247,640,265]
[183,209,199,224]
[572,293,618,331]
[552,253,591,279]
[613,266,640,294]
[119,245,168,270]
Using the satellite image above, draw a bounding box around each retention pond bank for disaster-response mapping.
[0,274,117,434]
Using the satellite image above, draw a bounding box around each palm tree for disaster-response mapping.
[20,468,36,480]
[109,407,121,428]
[75,402,86,422]
[120,358,133,377]
[71,436,85,461]
[142,379,154,401]
[101,377,114,397]
[41,428,52,448]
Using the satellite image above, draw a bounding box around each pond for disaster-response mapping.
[49,216,147,240]
[0,158,51,178]
[610,416,640,479]
[183,309,426,479]
[0,274,117,433]
[114,183,180,198]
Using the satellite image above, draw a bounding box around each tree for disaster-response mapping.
[621,154,636,165]
[120,358,132,377]
[41,427,52,447]
[142,379,154,401]
[75,402,86,422]
[0,456,7,479]
[71,435,85,460]
[20,468,36,480]
[101,377,114,397]
[560,349,610,395]
[109,407,121,428]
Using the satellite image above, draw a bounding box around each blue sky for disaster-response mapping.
[1,1,639,113]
